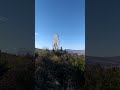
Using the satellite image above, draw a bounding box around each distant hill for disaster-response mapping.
[35,48,85,55]
[86,56,120,65]
[0,48,34,56]
[66,49,85,55]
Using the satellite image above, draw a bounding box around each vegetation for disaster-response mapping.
[35,49,120,90]
[85,63,120,90]
[0,51,34,90]
[0,49,120,90]
[35,48,85,90]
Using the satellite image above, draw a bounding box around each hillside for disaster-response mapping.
[86,56,120,65]
[0,51,34,90]
[35,49,85,90]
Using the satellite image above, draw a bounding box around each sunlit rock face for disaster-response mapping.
[53,33,59,50]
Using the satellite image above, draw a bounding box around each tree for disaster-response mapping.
[60,47,63,51]
[64,49,67,54]
[35,52,39,59]
[52,49,55,53]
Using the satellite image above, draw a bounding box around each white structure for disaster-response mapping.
[53,33,59,50]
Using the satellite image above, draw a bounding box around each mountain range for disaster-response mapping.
[66,49,85,55]
[86,56,120,65]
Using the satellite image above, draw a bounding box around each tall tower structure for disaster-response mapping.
[53,33,59,50]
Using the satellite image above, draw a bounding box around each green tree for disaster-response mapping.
[60,47,63,51]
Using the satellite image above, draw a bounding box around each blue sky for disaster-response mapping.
[35,0,85,50]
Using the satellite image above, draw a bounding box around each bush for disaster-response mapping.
[35,49,85,89]
[0,52,34,90]
[84,64,120,90]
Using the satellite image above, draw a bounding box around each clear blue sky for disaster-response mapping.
[35,0,85,50]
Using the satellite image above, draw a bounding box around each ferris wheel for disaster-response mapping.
[53,33,60,50]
